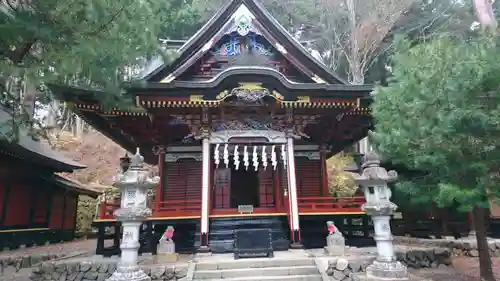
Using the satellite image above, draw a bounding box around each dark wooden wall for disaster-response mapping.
[258,168,275,207]
[295,157,322,197]
[163,159,202,203]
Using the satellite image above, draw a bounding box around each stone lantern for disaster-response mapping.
[353,151,408,281]
[107,148,159,281]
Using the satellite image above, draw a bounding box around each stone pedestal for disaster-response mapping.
[107,210,152,281]
[366,260,408,281]
[156,231,179,263]
[324,245,345,256]
[156,253,179,263]
[362,204,408,281]
[107,265,151,281]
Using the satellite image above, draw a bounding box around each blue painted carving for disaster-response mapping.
[212,33,274,57]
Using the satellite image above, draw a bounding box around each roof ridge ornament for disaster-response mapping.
[230,4,259,36]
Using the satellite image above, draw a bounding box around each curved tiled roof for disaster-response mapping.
[0,107,86,172]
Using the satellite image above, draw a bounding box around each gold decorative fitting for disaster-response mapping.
[345,107,371,115]
[160,74,176,83]
[202,39,215,52]
[75,103,99,111]
[190,95,204,101]
[135,96,141,107]
[311,75,326,84]
[237,82,265,90]
[296,96,310,103]
[271,90,284,100]
[275,43,287,54]
[216,90,230,100]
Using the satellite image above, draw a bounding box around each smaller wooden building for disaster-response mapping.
[0,107,100,250]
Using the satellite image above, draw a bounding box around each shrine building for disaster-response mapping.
[0,106,100,250]
[51,0,373,253]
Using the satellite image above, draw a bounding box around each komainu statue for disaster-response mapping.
[324,221,346,256]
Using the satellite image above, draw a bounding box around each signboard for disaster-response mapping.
[238,205,254,214]
[233,228,273,259]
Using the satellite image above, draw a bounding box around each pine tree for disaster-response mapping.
[371,35,500,281]
[0,0,197,137]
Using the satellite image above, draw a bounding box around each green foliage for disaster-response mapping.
[326,153,358,197]
[0,0,199,107]
[76,187,120,234]
[76,195,98,235]
[371,35,500,211]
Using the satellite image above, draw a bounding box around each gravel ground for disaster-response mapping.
[409,257,500,281]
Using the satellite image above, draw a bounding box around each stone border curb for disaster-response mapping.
[29,260,188,281]
[325,247,452,281]
[394,236,500,257]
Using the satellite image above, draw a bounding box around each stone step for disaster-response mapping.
[193,274,323,281]
[195,239,290,253]
[194,230,288,242]
[196,258,315,270]
[194,265,319,279]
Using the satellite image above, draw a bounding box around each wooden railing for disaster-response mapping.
[298,196,365,214]
[153,200,202,217]
[97,196,365,220]
[98,201,120,219]
[97,200,203,220]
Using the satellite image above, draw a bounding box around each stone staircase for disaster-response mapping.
[192,256,323,281]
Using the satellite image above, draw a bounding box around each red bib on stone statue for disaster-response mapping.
[328,225,336,233]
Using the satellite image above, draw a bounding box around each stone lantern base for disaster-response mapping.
[366,260,408,281]
[107,265,151,281]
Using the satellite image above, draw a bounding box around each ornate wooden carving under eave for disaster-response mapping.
[210,130,287,144]
[295,151,321,160]
[152,145,167,156]
[165,153,202,162]
[215,83,283,105]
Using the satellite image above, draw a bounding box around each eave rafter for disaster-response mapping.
[137,95,363,109]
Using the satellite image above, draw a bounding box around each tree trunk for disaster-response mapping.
[472,0,497,30]
[469,211,477,237]
[47,100,60,133]
[75,115,83,139]
[472,206,495,281]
